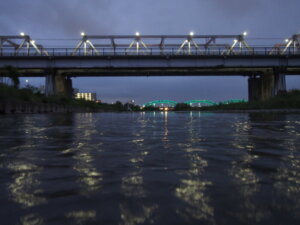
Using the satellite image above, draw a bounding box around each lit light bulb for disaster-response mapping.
[20,32,25,36]
[135,32,140,36]
[285,39,289,43]
[190,31,194,36]
[243,31,248,36]
[81,32,85,36]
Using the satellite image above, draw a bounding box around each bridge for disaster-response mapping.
[0,32,300,101]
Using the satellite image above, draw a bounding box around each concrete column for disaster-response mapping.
[248,71,287,101]
[54,72,66,94]
[45,71,73,97]
[274,73,286,95]
[45,74,55,96]
[65,77,73,98]
[248,76,262,101]
[261,72,275,100]
[248,73,274,101]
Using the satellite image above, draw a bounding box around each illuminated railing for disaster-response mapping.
[0,47,299,57]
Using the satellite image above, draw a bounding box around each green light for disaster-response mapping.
[184,100,217,106]
[221,99,246,104]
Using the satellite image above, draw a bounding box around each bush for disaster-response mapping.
[174,103,192,111]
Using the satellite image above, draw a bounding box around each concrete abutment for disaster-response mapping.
[45,71,73,98]
[248,71,286,101]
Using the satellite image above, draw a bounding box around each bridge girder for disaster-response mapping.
[184,100,217,106]
[71,33,253,56]
[0,35,48,56]
[269,34,300,55]
[0,33,300,57]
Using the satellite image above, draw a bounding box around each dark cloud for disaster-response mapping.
[210,0,263,15]
[0,0,114,37]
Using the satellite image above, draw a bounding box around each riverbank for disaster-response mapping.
[0,84,139,114]
[198,90,300,111]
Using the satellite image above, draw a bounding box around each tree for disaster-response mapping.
[174,103,192,111]
[3,65,20,89]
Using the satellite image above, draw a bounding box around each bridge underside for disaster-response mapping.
[13,68,293,102]
[2,67,300,77]
[0,55,300,101]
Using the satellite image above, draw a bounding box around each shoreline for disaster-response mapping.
[0,100,99,114]
[198,109,300,113]
[1,102,300,115]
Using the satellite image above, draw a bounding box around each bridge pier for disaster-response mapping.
[248,71,286,101]
[45,74,55,96]
[274,73,286,95]
[45,71,73,98]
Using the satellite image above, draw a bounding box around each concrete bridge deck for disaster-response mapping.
[1,32,300,101]
[0,54,300,76]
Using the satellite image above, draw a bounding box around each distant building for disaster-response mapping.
[75,92,97,101]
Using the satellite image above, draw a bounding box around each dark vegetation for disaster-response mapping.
[0,83,140,112]
[142,105,159,111]
[199,90,300,110]
[174,103,192,111]
[0,66,142,112]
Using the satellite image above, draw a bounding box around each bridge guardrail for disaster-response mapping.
[0,47,299,57]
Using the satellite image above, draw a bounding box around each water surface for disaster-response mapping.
[0,112,299,225]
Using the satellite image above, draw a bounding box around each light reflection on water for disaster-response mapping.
[0,112,300,225]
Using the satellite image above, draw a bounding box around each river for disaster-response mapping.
[0,112,299,225]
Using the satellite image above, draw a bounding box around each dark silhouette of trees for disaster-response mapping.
[3,65,20,89]
[174,103,192,111]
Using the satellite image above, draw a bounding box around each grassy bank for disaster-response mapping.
[199,90,300,111]
[0,84,140,112]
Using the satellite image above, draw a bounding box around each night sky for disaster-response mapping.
[1,0,300,104]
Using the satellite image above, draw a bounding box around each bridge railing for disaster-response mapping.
[0,47,299,57]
